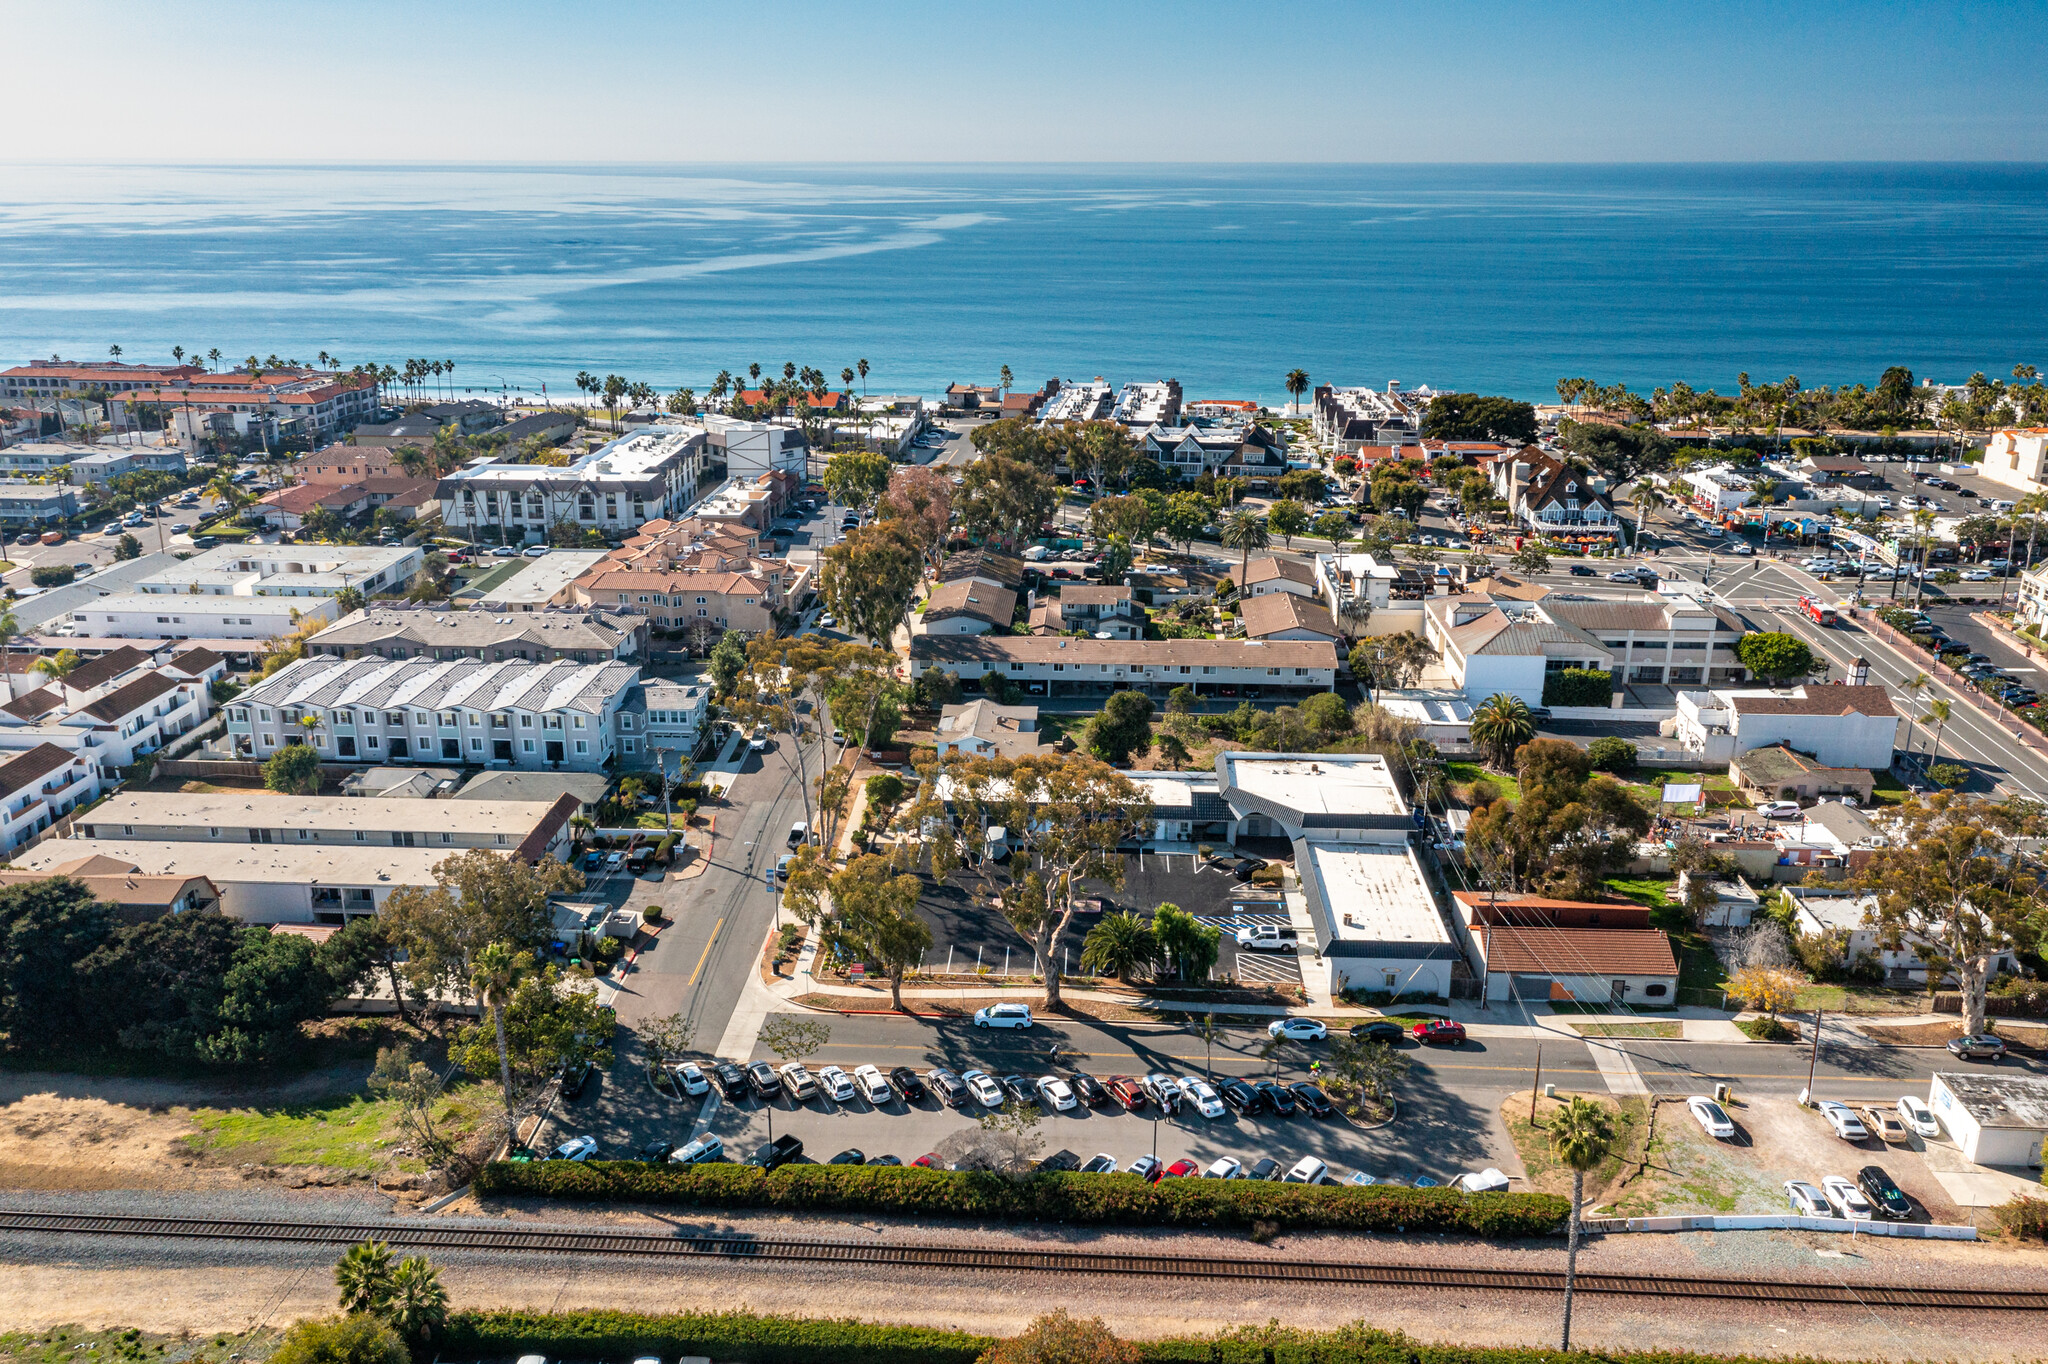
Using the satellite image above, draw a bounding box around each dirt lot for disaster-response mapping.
[1859,1020,2048,1053]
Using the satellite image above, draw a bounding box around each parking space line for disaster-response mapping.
[687,917,724,988]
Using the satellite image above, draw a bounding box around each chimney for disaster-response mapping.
[1848,656,1869,687]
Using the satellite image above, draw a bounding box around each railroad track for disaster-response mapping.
[2,1210,2042,1311]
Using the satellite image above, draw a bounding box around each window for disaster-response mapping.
[469,737,483,751]
[258,709,272,722]
[523,738,535,752]
[209,828,219,838]
[573,716,585,728]
[575,739,588,754]
[521,714,533,727]
[354,831,366,842]
[366,735,380,749]
[1267,668,1281,676]
[623,738,636,753]
[298,829,310,841]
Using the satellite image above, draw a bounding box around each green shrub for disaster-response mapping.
[29,564,76,588]
[1540,667,1613,708]
[1994,1195,2048,1241]
[1585,736,1637,773]
[470,1162,1567,1238]
[442,1309,985,1364]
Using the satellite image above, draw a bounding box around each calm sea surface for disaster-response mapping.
[3,162,2046,405]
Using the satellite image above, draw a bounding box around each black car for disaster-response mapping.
[753,1134,803,1170]
[638,1140,674,1163]
[560,1060,593,1099]
[1247,1157,1283,1181]
[867,1154,902,1166]
[1568,564,1595,576]
[1219,1077,1262,1115]
[1290,1082,1334,1117]
[713,1061,750,1099]
[1066,1071,1107,1107]
[1254,1081,1296,1116]
[1036,1149,1082,1173]
[1349,1020,1405,1045]
[828,1148,866,1166]
[1857,1165,1913,1220]
[1000,1074,1035,1104]
[889,1066,928,1103]
[747,1060,784,1098]
[1232,857,1269,881]
[927,1068,968,1105]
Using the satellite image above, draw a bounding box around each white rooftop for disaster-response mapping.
[1219,752,1406,819]
[137,544,420,596]
[15,838,455,886]
[83,792,563,839]
[473,551,608,606]
[1376,689,1474,726]
[1788,891,1878,933]
[1302,843,1448,946]
[450,427,698,486]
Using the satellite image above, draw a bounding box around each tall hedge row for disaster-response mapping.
[471,1160,1567,1237]
[441,1311,1878,1364]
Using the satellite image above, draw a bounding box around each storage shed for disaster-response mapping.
[1930,1071,2048,1167]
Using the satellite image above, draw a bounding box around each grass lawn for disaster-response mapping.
[1605,876,1729,1007]
[1444,759,1519,803]
[1789,982,1931,1015]
[456,557,531,595]
[1868,771,1912,806]
[1568,1021,1683,1039]
[185,1082,499,1173]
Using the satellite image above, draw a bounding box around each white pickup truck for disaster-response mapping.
[1233,924,1299,952]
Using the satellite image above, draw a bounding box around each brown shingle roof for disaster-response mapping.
[0,742,76,798]
[1231,556,1318,590]
[168,647,225,677]
[1240,592,1340,640]
[923,579,1017,627]
[62,646,150,695]
[1480,925,1679,977]
[909,634,1338,669]
[1731,686,1895,719]
[80,670,183,723]
[1,685,62,721]
[938,549,1024,589]
[1057,584,1133,607]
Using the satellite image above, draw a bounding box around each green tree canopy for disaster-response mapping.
[448,963,615,1110]
[1421,392,1539,444]
[1734,631,1814,682]
[821,522,922,646]
[822,448,893,511]
[264,740,322,794]
[1085,689,1154,765]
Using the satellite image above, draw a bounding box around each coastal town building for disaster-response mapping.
[935,700,1048,760]
[908,635,1338,700]
[1039,380,1114,424]
[1111,380,1182,427]
[251,476,437,531]
[1239,591,1342,643]
[1456,891,1678,1006]
[63,446,189,485]
[0,648,217,777]
[1979,429,2048,497]
[63,594,334,642]
[474,551,610,614]
[307,605,646,664]
[0,743,103,853]
[1,359,203,403]
[121,367,381,444]
[1488,450,1621,545]
[134,543,425,599]
[640,679,709,758]
[74,790,575,860]
[1425,591,1750,702]
[437,426,707,542]
[227,655,639,771]
[0,481,80,527]
[1311,384,1429,453]
[918,579,1016,635]
[685,414,808,480]
[0,853,218,921]
[1136,422,1289,483]
[1674,684,1899,769]
[1314,552,1400,615]
[1229,555,1320,600]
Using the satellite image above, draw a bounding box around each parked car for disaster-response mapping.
[1268,1017,1328,1042]
[911,1153,941,1169]
[1856,1164,1913,1220]
[1569,564,1595,576]
[998,1074,1035,1104]
[1103,1074,1146,1111]
[1066,1071,1106,1107]
[1127,1155,1163,1183]
[638,1139,675,1163]
[550,1135,598,1162]
[1220,1077,1262,1114]
[1290,1082,1334,1117]
[1817,1100,1869,1141]
[1035,1075,1078,1111]
[1821,1174,1873,1220]
[1079,1153,1117,1174]
[1896,1095,1940,1138]
[1247,1158,1283,1181]
[925,1068,968,1106]
[889,1066,928,1103]
[853,1064,894,1105]
[669,1061,709,1096]
[1860,1105,1908,1143]
[828,1148,866,1166]
[1141,1074,1183,1113]
[1036,1149,1081,1173]
[1282,1156,1329,1185]
[1182,1078,1226,1118]
[778,1062,819,1100]
[962,1069,1005,1108]
[814,1065,856,1102]
[974,1003,1034,1029]
[1784,1180,1831,1217]
[1947,1033,2006,1062]
[1203,1157,1244,1180]
[1412,1019,1467,1046]
[1349,1020,1405,1044]
[712,1061,750,1099]
[1686,1095,1736,1139]
[1160,1159,1201,1181]
[560,1060,594,1099]
[752,1135,804,1170]
[1254,1081,1297,1117]
[670,1135,723,1165]
[746,1061,783,1098]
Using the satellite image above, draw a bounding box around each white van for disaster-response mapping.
[788,821,808,847]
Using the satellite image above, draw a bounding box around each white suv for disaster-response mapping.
[973,1003,1034,1030]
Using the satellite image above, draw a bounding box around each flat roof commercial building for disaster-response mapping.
[1215,751,1409,841]
[437,426,707,542]
[135,544,424,599]
[1929,1072,2048,1167]
[63,593,334,642]
[308,605,645,664]
[1296,841,1462,1000]
[907,635,1338,700]
[74,791,576,862]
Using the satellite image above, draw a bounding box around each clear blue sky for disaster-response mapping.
[8,0,2046,162]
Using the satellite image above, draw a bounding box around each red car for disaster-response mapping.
[1103,1075,1147,1111]
[911,1153,940,1169]
[1160,1159,1200,1180]
[1412,1020,1467,1046]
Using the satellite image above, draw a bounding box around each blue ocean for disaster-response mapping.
[3,162,2046,406]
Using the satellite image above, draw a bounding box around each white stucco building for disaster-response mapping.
[1673,684,1898,769]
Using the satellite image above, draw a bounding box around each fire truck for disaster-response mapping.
[1799,596,1839,627]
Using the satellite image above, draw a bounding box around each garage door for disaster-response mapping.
[1512,974,1551,1000]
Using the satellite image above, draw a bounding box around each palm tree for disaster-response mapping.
[1469,693,1535,770]
[206,347,221,372]
[1899,670,1929,754]
[1922,697,1952,766]
[2017,492,2048,580]
[1220,507,1269,582]
[171,346,184,364]
[382,1256,448,1342]
[1634,486,1665,536]
[470,941,524,1129]
[1910,508,1937,606]
[1549,1095,1617,1351]
[999,365,1013,394]
[334,1239,393,1314]
[1078,911,1159,981]
[108,344,122,359]
[1283,368,1310,417]
[857,358,869,396]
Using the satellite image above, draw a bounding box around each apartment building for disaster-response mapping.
[1230,555,1320,600]
[1111,380,1183,427]
[1423,595,1615,706]
[918,579,1016,635]
[908,635,1338,699]
[0,648,216,777]
[0,743,102,853]
[640,679,709,758]
[687,471,801,534]
[0,441,97,477]
[1039,380,1114,424]
[437,426,707,542]
[76,790,576,862]
[1136,422,1289,483]
[252,477,436,531]
[0,481,80,527]
[308,605,646,663]
[135,543,425,598]
[1980,428,2048,497]
[1487,450,1621,545]
[137,368,380,442]
[0,854,218,922]
[1537,595,1750,688]
[286,444,421,484]
[227,655,639,771]
[65,447,188,485]
[1674,684,1899,769]
[686,414,808,480]
[1311,383,1430,453]
[1,360,204,402]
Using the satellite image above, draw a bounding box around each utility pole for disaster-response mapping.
[1530,1042,1543,1123]
[1803,1007,1824,1105]
[660,747,674,835]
